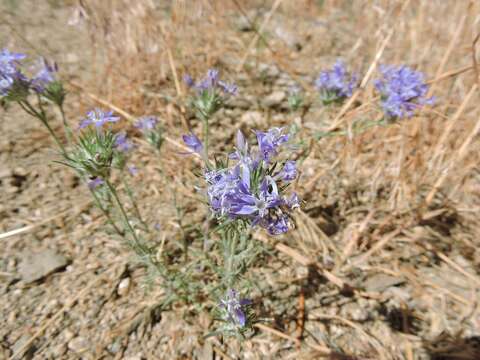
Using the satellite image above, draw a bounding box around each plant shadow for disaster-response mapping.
[424,333,480,360]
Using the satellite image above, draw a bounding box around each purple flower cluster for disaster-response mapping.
[255,128,290,163]
[374,65,434,119]
[30,58,58,93]
[115,132,134,152]
[134,115,158,131]
[315,60,357,103]
[185,127,300,235]
[0,48,26,96]
[184,68,237,95]
[0,48,58,97]
[79,108,120,129]
[219,289,252,328]
[134,115,163,150]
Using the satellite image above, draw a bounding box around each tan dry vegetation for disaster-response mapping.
[1,0,480,359]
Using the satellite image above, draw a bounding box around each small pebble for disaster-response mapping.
[262,90,286,108]
[68,336,90,353]
[117,277,131,296]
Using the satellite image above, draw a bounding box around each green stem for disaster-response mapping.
[315,118,388,140]
[223,228,238,288]
[106,179,142,250]
[121,177,149,232]
[203,116,209,156]
[19,99,66,155]
[59,104,73,146]
[105,184,185,299]
[201,114,213,170]
[173,191,188,262]
[89,186,123,236]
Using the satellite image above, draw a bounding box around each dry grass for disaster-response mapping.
[2,0,480,359]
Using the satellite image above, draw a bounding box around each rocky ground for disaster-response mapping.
[1,1,480,359]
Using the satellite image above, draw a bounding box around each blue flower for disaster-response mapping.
[31,58,57,93]
[134,116,158,131]
[219,289,252,327]
[182,132,203,154]
[229,130,251,162]
[0,73,14,96]
[184,68,237,95]
[79,108,120,129]
[256,127,290,162]
[276,160,297,181]
[0,48,26,96]
[315,60,357,104]
[183,74,194,88]
[127,165,138,176]
[374,65,435,119]
[265,215,290,235]
[205,167,240,215]
[87,177,104,190]
[229,174,282,220]
[0,48,26,75]
[218,80,238,95]
[115,132,134,152]
[287,193,300,209]
[199,129,299,235]
[197,68,219,91]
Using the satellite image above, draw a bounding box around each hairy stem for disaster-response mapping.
[121,177,149,232]
[89,186,123,236]
[106,179,142,250]
[19,99,66,155]
[59,103,73,146]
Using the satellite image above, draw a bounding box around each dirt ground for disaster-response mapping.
[1,1,480,359]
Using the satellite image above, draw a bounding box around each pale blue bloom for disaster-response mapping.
[79,108,120,129]
[374,65,435,119]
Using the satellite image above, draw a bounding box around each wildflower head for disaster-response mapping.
[0,48,28,98]
[135,115,163,150]
[0,48,25,73]
[0,49,65,106]
[276,160,297,181]
[183,74,194,88]
[135,115,158,131]
[256,127,290,163]
[127,165,138,176]
[219,289,252,329]
[194,127,299,235]
[79,108,120,129]
[182,132,204,155]
[315,60,357,105]
[114,132,134,152]
[30,58,58,93]
[30,58,65,106]
[218,80,238,96]
[197,68,219,91]
[67,128,116,178]
[374,64,435,119]
[65,109,126,180]
[287,84,303,111]
[184,68,237,118]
